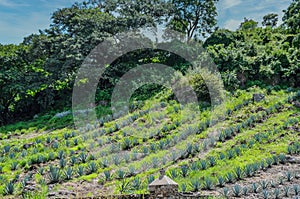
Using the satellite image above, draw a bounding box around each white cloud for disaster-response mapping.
[223,19,241,30]
[0,0,28,7]
[0,11,51,44]
[220,0,242,10]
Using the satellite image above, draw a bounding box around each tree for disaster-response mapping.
[167,0,219,42]
[239,18,258,30]
[283,0,300,33]
[262,13,278,28]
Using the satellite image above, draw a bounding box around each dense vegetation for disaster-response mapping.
[0,0,299,198]
[1,0,299,127]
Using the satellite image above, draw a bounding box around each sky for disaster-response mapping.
[0,0,293,44]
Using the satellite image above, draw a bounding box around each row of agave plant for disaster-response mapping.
[0,93,254,175]
[0,93,258,195]
[220,171,300,199]
[112,95,299,194]
[1,91,297,195]
[170,115,298,192]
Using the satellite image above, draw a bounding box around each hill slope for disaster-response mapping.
[0,87,300,198]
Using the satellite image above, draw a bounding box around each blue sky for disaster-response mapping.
[0,0,292,44]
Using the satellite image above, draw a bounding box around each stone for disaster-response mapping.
[293,101,300,108]
[148,169,179,199]
[253,93,265,102]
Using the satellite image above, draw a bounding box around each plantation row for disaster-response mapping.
[0,89,299,196]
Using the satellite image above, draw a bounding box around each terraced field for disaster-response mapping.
[0,87,299,198]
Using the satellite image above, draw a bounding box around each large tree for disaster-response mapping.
[262,13,278,28]
[167,0,219,42]
[283,0,300,33]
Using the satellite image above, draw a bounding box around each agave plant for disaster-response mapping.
[180,165,189,177]
[103,170,111,181]
[148,175,155,184]
[203,177,214,190]
[252,183,259,193]
[242,186,248,196]
[221,187,230,199]
[293,184,300,195]
[132,176,142,190]
[274,188,280,199]
[48,166,61,184]
[64,167,73,180]
[77,166,84,177]
[278,153,286,164]
[208,156,216,167]
[10,162,18,171]
[286,171,293,182]
[4,181,14,195]
[217,176,226,187]
[232,184,241,197]
[226,172,235,183]
[244,164,253,177]
[283,186,289,197]
[234,167,244,180]
[87,162,98,174]
[260,180,269,190]
[117,169,126,179]
[78,152,88,163]
[190,179,201,192]
[262,189,269,199]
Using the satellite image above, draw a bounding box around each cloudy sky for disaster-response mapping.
[0,0,292,44]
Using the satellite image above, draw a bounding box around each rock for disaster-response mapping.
[253,93,265,102]
[293,101,300,108]
[23,143,34,149]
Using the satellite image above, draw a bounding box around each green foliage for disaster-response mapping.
[283,0,300,33]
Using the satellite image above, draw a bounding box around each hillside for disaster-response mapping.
[0,87,300,198]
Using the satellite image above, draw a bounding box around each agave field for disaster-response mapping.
[0,87,299,198]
